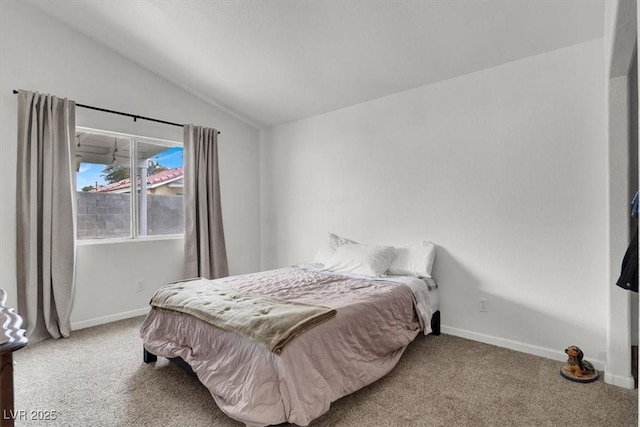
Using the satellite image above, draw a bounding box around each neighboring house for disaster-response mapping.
[92,167,183,195]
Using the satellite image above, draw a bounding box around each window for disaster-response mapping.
[75,128,184,240]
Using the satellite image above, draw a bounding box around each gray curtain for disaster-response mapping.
[183,124,229,279]
[16,90,76,344]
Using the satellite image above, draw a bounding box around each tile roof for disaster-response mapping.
[93,167,183,193]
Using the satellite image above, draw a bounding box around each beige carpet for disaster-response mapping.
[11,316,637,426]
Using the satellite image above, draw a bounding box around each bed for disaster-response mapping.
[140,239,440,426]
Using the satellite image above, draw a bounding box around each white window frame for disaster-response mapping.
[75,126,184,245]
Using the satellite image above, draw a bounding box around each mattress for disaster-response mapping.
[140,265,438,426]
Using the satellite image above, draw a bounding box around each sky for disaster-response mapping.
[77,146,183,191]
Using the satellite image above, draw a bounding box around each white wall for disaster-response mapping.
[0,2,261,326]
[261,39,608,366]
[604,0,637,388]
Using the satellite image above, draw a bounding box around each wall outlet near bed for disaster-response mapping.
[135,280,146,292]
[479,298,488,313]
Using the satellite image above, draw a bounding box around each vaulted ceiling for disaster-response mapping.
[31,0,604,129]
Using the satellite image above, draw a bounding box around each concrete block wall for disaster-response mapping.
[77,192,183,239]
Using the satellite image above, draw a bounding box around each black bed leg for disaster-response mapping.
[430,310,441,336]
[143,348,157,363]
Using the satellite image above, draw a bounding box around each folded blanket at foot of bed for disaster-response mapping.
[150,277,337,354]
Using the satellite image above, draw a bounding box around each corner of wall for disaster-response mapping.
[604,0,638,388]
[258,129,269,271]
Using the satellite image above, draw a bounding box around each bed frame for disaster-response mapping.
[431,309,441,335]
[143,309,441,368]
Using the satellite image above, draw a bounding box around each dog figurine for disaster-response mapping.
[563,345,595,378]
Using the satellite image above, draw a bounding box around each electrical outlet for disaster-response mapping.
[479,297,488,312]
[135,280,145,292]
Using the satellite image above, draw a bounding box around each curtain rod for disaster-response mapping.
[12,90,220,134]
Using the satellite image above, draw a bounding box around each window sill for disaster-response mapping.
[76,235,184,246]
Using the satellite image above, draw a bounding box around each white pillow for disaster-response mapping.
[313,233,358,265]
[388,241,436,278]
[324,243,397,277]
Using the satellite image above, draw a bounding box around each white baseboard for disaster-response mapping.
[441,325,607,372]
[70,307,150,331]
[604,372,636,389]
